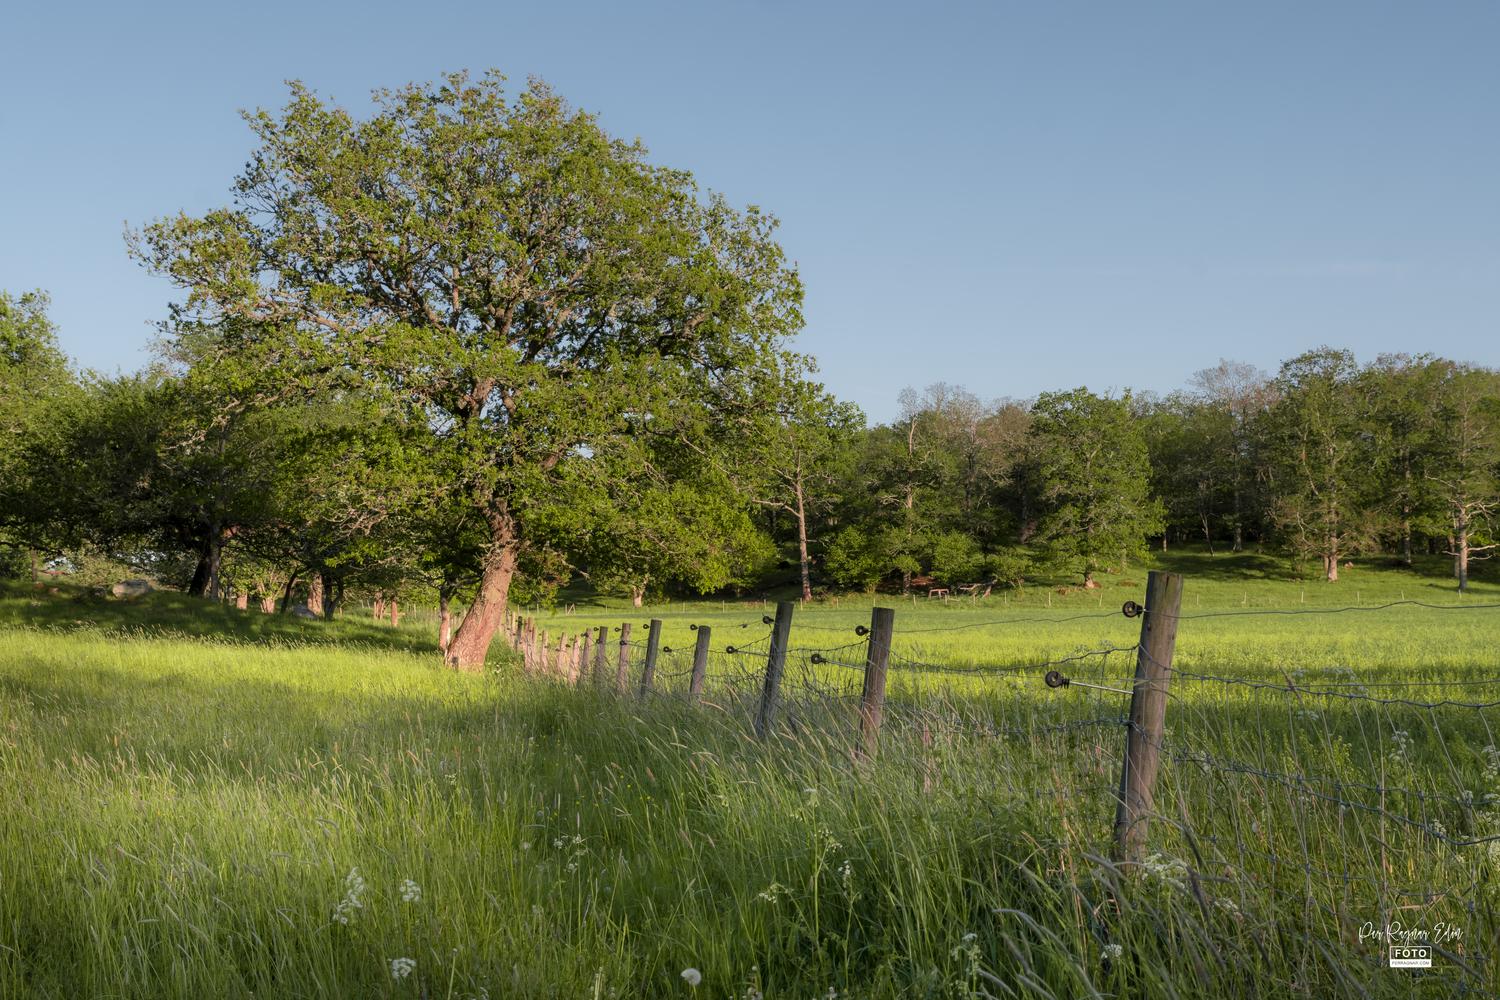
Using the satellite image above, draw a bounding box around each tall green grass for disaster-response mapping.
[2,557,1497,998]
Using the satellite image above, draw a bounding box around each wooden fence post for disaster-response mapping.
[689,626,711,703]
[593,626,608,685]
[540,630,551,676]
[639,619,663,696]
[857,606,895,759]
[512,615,524,650]
[578,631,592,687]
[615,623,632,693]
[1113,570,1183,865]
[753,601,796,738]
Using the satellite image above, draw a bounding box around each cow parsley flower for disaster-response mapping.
[332,868,367,924]
[1103,942,1123,960]
[390,956,416,980]
[399,878,421,903]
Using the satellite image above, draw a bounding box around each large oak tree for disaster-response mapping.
[136,72,801,668]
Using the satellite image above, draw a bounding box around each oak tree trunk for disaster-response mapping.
[795,476,812,603]
[447,538,518,671]
[306,574,324,617]
[438,591,453,655]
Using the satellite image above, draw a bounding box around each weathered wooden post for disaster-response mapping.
[857,606,895,759]
[1113,570,1183,865]
[753,601,795,738]
[689,625,711,703]
[512,614,524,650]
[639,619,663,695]
[615,623,632,694]
[593,626,608,686]
[540,630,551,675]
[578,631,592,687]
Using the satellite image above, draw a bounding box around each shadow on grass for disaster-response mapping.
[0,580,438,657]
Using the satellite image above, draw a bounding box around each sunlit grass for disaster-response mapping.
[2,552,1497,998]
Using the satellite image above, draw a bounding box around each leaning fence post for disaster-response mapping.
[615,623,632,693]
[753,601,796,738]
[513,615,524,651]
[639,619,663,696]
[689,625,712,703]
[593,626,608,685]
[857,606,896,759]
[1113,570,1184,866]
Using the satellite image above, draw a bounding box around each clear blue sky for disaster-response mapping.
[4,1,1496,421]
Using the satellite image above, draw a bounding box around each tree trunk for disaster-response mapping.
[1231,484,1244,553]
[322,575,341,620]
[795,475,812,603]
[1457,515,1470,592]
[389,599,400,627]
[438,590,453,655]
[631,586,645,608]
[259,595,275,613]
[1324,551,1339,582]
[447,540,518,671]
[277,571,299,614]
[373,595,385,620]
[188,526,229,598]
[235,592,248,610]
[306,574,324,617]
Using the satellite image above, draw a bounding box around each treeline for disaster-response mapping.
[2,73,1498,673]
[816,352,1499,594]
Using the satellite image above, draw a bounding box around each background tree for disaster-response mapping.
[1187,360,1275,551]
[0,291,79,577]
[1265,348,1375,581]
[1360,354,1446,565]
[135,71,802,668]
[1426,365,1500,591]
[738,358,862,601]
[1031,388,1162,587]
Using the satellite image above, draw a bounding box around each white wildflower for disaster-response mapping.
[390,956,416,980]
[399,878,422,903]
[1103,942,1123,960]
[332,867,367,925]
[680,968,702,987]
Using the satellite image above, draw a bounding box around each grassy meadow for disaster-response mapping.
[3,550,1499,998]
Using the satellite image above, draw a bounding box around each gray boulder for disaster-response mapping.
[110,579,154,600]
[289,605,319,620]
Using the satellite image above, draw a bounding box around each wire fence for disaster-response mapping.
[500,581,1500,992]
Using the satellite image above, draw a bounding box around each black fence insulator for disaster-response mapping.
[761,615,774,625]
[1044,670,1069,688]
[726,645,738,654]
[810,652,826,664]
[689,623,699,630]
[1122,600,1143,618]
[854,624,869,636]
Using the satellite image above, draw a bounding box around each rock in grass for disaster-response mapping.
[289,605,319,619]
[110,579,154,600]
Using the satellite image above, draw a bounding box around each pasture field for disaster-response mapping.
[3,553,1499,998]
